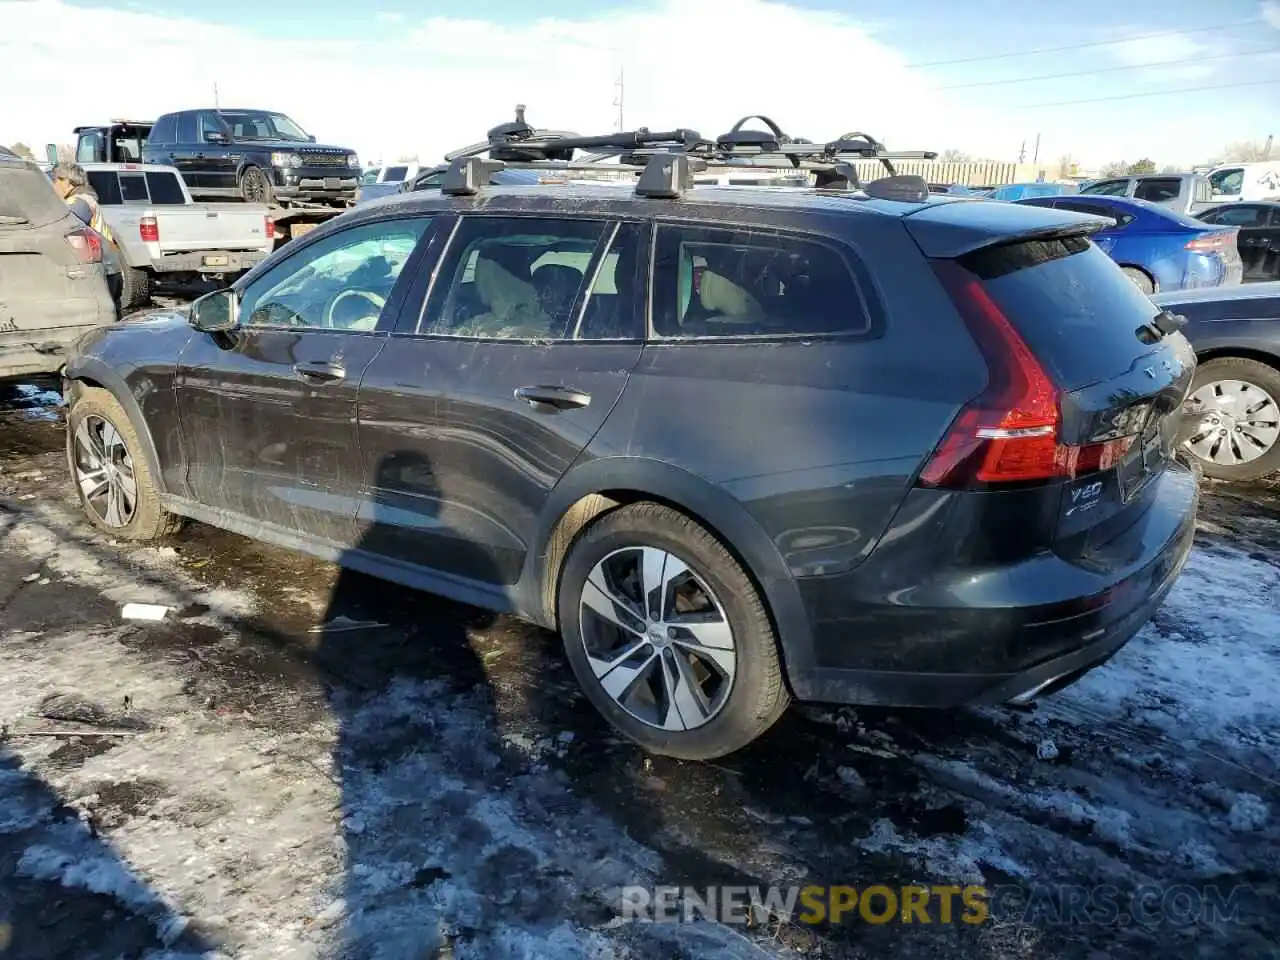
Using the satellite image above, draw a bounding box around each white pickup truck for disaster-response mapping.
[81,162,274,308]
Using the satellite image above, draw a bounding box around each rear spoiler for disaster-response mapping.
[901,199,1113,259]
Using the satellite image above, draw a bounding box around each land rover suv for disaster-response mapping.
[62,158,1199,759]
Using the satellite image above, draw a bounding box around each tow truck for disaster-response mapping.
[52,121,349,249]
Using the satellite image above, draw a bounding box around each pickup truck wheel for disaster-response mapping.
[67,387,182,540]
[118,264,150,311]
[1183,357,1280,482]
[240,166,273,204]
[1121,266,1156,294]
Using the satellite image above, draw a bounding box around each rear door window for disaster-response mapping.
[958,237,1159,391]
[119,173,149,203]
[1134,178,1181,203]
[150,115,176,146]
[176,113,198,144]
[86,171,123,205]
[145,172,186,204]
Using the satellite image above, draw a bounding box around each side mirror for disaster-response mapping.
[308,135,317,143]
[45,144,58,165]
[203,130,227,144]
[189,288,238,333]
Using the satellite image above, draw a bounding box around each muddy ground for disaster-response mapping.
[0,380,1276,960]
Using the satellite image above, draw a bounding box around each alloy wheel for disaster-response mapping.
[72,415,138,528]
[578,546,737,731]
[1185,378,1280,466]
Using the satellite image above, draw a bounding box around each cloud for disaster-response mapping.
[1101,31,1225,83]
[0,0,1018,167]
[1262,0,1280,30]
[375,11,403,23]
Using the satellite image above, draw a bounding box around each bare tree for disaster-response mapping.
[1216,140,1273,163]
[1100,160,1128,177]
[1056,153,1077,178]
[7,142,35,160]
[939,148,971,163]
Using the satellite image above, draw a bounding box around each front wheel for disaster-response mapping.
[557,502,790,760]
[1183,356,1280,482]
[240,166,273,205]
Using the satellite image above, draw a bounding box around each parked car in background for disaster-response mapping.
[1195,202,1280,282]
[82,163,274,309]
[356,162,423,205]
[0,153,115,379]
[1017,195,1243,293]
[1204,161,1280,206]
[1151,283,1280,481]
[988,182,1078,202]
[1079,172,1214,215]
[141,108,361,207]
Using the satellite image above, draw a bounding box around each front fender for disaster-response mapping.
[63,354,169,496]
[525,456,819,694]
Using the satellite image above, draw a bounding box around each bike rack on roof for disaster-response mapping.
[428,105,937,201]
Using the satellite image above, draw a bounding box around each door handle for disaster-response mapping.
[293,361,346,383]
[514,385,591,411]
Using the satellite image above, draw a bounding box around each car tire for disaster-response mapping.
[1121,266,1155,294]
[557,502,790,760]
[66,387,183,540]
[118,264,151,312]
[1183,357,1280,482]
[240,166,273,205]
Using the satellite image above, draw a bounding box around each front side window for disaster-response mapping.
[1209,168,1244,196]
[421,217,609,339]
[218,111,310,142]
[196,112,225,142]
[239,217,431,332]
[76,132,102,163]
[652,224,872,338]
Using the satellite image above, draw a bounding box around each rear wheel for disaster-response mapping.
[240,166,273,205]
[1183,356,1280,482]
[1121,266,1155,294]
[118,264,151,312]
[557,502,790,760]
[66,387,182,540]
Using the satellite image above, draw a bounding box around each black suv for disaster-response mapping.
[142,108,360,206]
[63,119,1200,760]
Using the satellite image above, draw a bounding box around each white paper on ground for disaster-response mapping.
[121,603,171,622]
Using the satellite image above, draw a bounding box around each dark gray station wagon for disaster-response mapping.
[62,167,1199,759]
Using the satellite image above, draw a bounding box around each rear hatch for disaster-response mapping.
[904,201,1197,561]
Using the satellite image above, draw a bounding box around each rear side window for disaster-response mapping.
[119,173,149,203]
[1203,205,1264,226]
[145,172,186,204]
[176,113,198,144]
[86,171,123,205]
[382,165,408,182]
[1134,178,1180,203]
[150,115,176,145]
[958,237,1159,391]
[653,224,871,338]
[1081,179,1129,197]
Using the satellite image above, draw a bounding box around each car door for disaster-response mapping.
[354,214,648,590]
[195,111,237,193]
[176,214,436,547]
[1202,205,1273,279]
[170,112,203,192]
[1054,199,1133,255]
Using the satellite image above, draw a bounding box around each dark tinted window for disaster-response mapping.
[1056,200,1134,227]
[1200,205,1264,226]
[150,115,176,145]
[1134,178,1181,203]
[86,171,122,205]
[119,173,148,203]
[176,112,198,144]
[422,217,608,339]
[1080,179,1130,197]
[960,238,1159,390]
[145,171,186,204]
[196,111,224,141]
[653,224,871,338]
[577,222,647,340]
[382,165,408,182]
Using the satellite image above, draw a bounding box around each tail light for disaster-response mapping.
[139,216,159,243]
[265,216,275,241]
[65,227,102,264]
[919,262,1136,489]
[1185,230,1234,253]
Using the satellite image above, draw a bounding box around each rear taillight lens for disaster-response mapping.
[921,262,1138,489]
[1185,230,1234,253]
[65,227,102,264]
[265,216,275,240]
[139,216,159,243]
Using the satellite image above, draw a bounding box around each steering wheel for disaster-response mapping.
[324,289,386,330]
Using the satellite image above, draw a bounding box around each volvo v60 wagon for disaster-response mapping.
[62,179,1200,759]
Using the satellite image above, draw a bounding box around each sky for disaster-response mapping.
[2,0,1279,171]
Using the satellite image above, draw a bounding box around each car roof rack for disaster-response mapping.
[424,105,937,200]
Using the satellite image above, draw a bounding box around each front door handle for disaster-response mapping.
[293,361,346,383]
[514,385,591,411]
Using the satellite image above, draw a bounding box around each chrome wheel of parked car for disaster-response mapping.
[72,414,138,528]
[579,545,737,732]
[1186,378,1280,467]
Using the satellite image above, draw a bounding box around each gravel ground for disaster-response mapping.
[0,380,1276,960]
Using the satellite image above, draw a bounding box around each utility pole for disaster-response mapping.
[1265,134,1274,160]
[213,82,220,108]
[613,66,624,131]
[1018,139,1026,163]
[1032,132,1041,163]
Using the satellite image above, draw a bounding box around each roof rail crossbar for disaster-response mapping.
[441,157,507,196]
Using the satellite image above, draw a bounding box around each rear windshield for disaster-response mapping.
[960,236,1160,390]
[0,161,70,227]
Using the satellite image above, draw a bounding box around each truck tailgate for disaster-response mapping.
[155,204,272,254]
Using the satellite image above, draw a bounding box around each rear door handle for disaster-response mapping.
[514,385,591,411]
[293,361,346,383]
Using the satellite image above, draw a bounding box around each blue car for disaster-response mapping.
[990,182,1078,202]
[1016,194,1243,293]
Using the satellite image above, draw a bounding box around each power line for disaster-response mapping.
[1011,75,1280,109]
[939,46,1280,90]
[905,17,1263,68]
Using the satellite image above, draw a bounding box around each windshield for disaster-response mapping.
[218,110,311,142]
